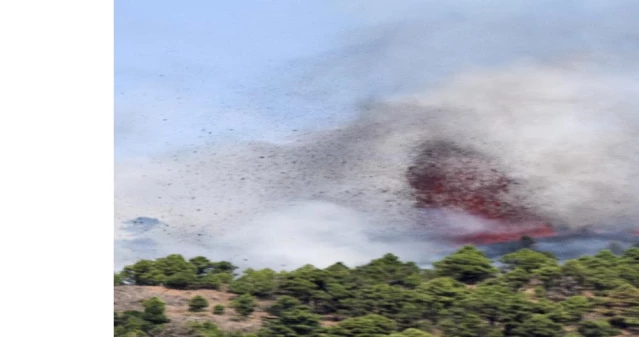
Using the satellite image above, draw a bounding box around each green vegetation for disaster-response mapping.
[120,254,237,289]
[577,320,621,337]
[189,295,209,312]
[213,304,226,315]
[115,246,639,337]
[433,246,498,284]
[115,297,170,336]
[230,293,259,318]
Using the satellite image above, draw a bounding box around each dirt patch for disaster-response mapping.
[114,286,264,332]
[115,286,355,332]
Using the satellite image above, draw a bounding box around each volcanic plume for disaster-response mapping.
[116,62,639,270]
[406,141,555,244]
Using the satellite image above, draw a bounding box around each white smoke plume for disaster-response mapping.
[116,62,639,270]
[116,1,639,270]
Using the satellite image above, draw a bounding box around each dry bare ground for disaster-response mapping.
[114,286,270,333]
[116,286,635,336]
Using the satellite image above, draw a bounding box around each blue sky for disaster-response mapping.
[115,1,364,158]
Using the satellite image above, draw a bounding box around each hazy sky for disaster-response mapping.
[115,1,361,158]
[115,0,639,159]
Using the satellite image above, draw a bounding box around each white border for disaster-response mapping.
[0,1,113,335]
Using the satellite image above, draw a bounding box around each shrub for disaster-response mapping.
[266,296,303,317]
[230,294,258,318]
[142,297,170,324]
[433,246,497,284]
[189,295,209,312]
[511,314,564,337]
[213,304,225,315]
[187,321,223,337]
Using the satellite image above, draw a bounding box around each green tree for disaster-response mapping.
[115,311,154,336]
[353,253,422,287]
[433,246,497,284]
[211,261,239,274]
[189,256,214,275]
[122,259,165,285]
[578,320,621,337]
[230,268,278,298]
[142,297,170,324]
[574,252,628,291]
[622,247,639,261]
[340,283,428,328]
[261,294,322,336]
[592,250,620,265]
[511,314,564,337]
[502,268,533,291]
[617,264,639,288]
[534,265,562,289]
[460,284,512,326]
[534,299,569,323]
[217,272,235,284]
[115,273,124,286]
[230,294,258,318]
[391,328,433,337]
[500,249,558,272]
[165,270,198,289]
[618,248,639,287]
[259,308,322,337]
[197,272,223,290]
[155,254,196,276]
[561,260,587,281]
[609,316,639,331]
[560,295,592,323]
[324,262,352,283]
[266,296,305,317]
[313,281,351,314]
[438,309,495,337]
[276,265,332,308]
[602,283,639,317]
[189,295,209,312]
[417,277,468,322]
[329,314,398,337]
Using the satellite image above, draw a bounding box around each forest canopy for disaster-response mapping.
[115,245,639,337]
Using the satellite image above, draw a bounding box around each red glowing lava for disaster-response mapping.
[454,223,556,245]
[407,142,556,244]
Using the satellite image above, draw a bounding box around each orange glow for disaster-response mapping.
[453,223,556,244]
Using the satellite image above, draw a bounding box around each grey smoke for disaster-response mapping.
[115,1,639,271]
